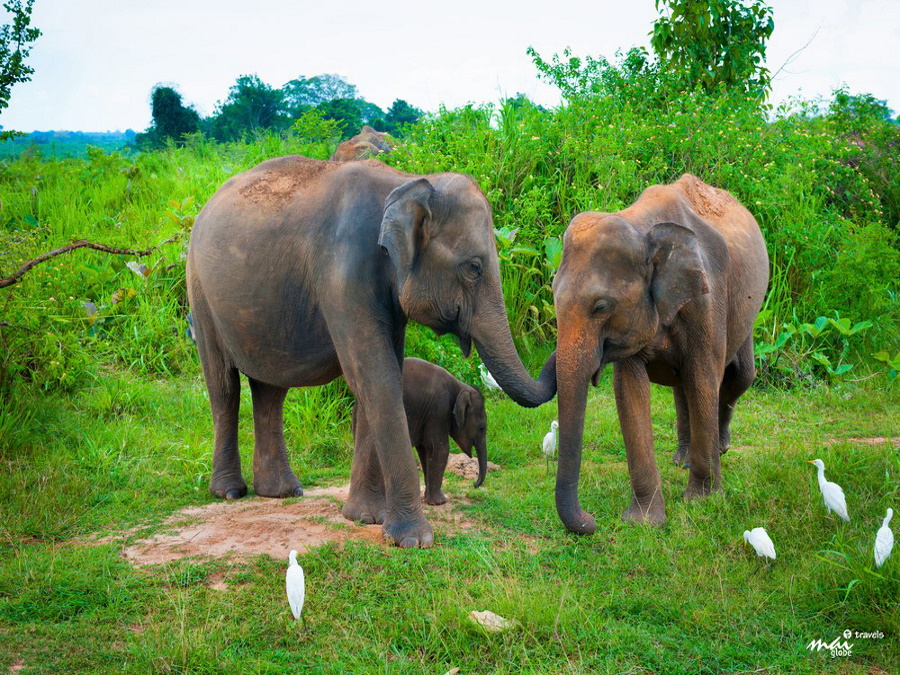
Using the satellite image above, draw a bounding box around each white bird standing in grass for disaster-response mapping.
[874,508,894,568]
[286,550,305,623]
[808,458,850,522]
[479,363,501,393]
[542,420,559,472]
[743,527,776,561]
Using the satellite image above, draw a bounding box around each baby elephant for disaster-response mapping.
[352,358,488,506]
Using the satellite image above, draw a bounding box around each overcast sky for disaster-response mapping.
[2,0,898,133]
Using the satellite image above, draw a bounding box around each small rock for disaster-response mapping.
[468,610,514,632]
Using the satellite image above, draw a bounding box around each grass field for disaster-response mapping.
[1,81,898,672]
[1,364,897,673]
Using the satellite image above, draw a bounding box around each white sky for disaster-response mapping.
[2,0,898,133]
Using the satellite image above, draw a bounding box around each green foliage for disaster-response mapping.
[0,0,40,123]
[136,84,201,149]
[282,73,358,116]
[650,0,774,99]
[754,312,873,388]
[207,74,287,141]
[315,97,367,139]
[373,98,425,137]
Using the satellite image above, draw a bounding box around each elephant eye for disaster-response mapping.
[592,299,614,315]
[465,259,483,279]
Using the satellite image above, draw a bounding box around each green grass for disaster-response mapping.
[1,372,897,673]
[1,78,899,672]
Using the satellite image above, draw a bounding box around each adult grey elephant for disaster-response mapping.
[552,174,768,533]
[186,157,556,548]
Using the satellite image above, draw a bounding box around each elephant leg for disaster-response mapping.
[614,358,666,524]
[682,366,724,500]
[194,316,246,500]
[672,385,691,468]
[718,335,755,456]
[248,378,303,498]
[334,328,432,548]
[422,441,450,505]
[343,402,387,524]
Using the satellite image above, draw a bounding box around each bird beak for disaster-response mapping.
[806,460,816,465]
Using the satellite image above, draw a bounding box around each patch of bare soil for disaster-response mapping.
[116,454,489,568]
[445,453,500,482]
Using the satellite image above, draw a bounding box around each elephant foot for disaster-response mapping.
[672,445,690,469]
[252,471,304,498]
[342,494,387,525]
[382,514,434,548]
[623,495,667,525]
[423,490,448,506]
[682,475,722,500]
[210,471,248,501]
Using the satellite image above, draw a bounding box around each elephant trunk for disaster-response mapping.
[471,294,556,408]
[473,439,487,488]
[554,333,599,534]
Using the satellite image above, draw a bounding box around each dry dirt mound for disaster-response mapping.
[117,454,491,567]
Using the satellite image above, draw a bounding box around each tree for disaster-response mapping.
[380,99,423,137]
[650,0,774,98]
[138,84,201,148]
[208,74,286,141]
[0,0,41,130]
[316,97,365,139]
[282,74,358,117]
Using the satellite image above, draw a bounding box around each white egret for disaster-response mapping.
[808,458,850,522]
[542,420,559,472]
[479,363,501,393]
[743,527,776,560]
[286,549,305,622]
[874,508,894,568]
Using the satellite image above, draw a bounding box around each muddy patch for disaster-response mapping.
[116,458,487,568]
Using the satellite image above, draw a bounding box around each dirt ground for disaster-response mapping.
[116,453,498,567]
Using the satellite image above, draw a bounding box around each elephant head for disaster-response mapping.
[379,175,556,407]
[451,386,488,487]
[552,214,709,533]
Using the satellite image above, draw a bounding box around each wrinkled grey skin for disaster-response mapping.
[552,174,769,533]
[350,357,488,510]
[186,156,556,548]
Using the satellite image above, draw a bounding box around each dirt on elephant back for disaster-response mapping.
[114,454,492,567]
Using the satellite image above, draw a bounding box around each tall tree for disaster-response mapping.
[282,74,358,117]
[0,0,41,129]
[209,74,286,141]
[138,84,200,147]
[380,99,423,136]
[650,0,774,98]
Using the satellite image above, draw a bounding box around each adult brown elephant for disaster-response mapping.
[330,126,393,162]
[186,157,556,548]
[552,174,768,533]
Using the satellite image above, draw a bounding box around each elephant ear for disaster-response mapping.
[648,221,710,326]
[378,178,435,292]
[453,388,474,432]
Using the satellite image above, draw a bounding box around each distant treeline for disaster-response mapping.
[136,73,424,150]
[0,130,136,158]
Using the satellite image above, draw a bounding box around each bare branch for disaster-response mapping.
[0,233,182,289]
[771,27,820,83]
